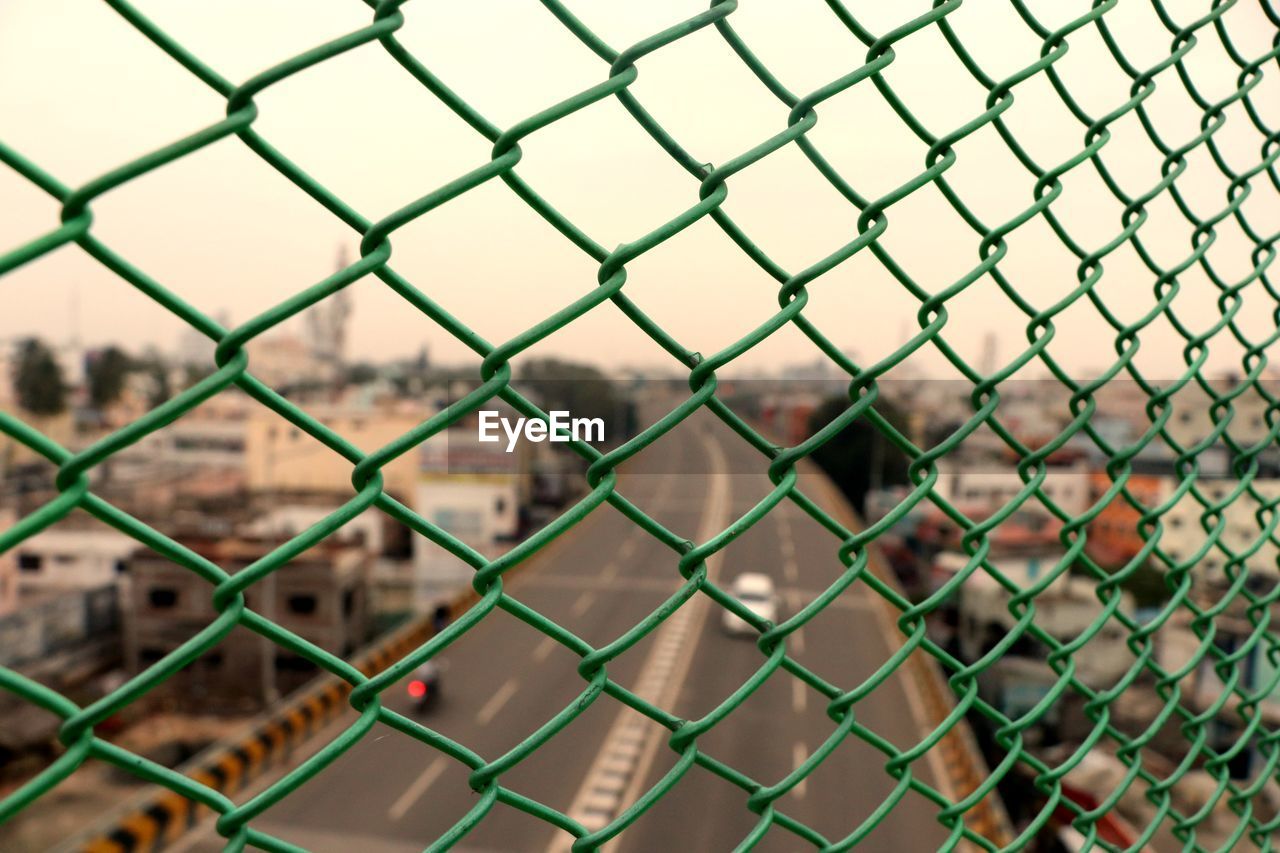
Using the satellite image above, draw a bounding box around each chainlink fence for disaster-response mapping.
[2,0,1280,850]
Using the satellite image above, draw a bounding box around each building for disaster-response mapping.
[1165,385,1273,450]
[1085,470,1171,567]
[246,334,334,391]
[933,454,1091,520]
[757,393,821,446]
[83,396,252,515]
[939,551,1134,688]
[8,525,139,600]
[0,506,14,613]
[0,410,74,473]
[243,497,388,556]
[1159,477,1280,581]
[244,402,432,497]
[124,536,371,708]
[0,584,120,752]
[412,426,527,598]
[139,414,247,469]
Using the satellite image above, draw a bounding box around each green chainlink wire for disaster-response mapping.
[2,0,1279,849]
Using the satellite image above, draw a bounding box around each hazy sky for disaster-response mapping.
[1,0,1277,381]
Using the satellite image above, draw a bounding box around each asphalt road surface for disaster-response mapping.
[179,407,949,852]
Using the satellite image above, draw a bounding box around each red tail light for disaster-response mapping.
[408,679,427,698]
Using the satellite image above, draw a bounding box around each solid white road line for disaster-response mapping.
[604,431,732,845]
[477,678,519,726]
[572,591,596,616]
[550,430,732,853]
[387,757,447,821]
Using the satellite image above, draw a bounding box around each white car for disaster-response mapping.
[721,573,780,636]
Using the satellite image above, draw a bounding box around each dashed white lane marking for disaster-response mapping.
[387,757,447,821]
[522,575,674,593]
[792,626,806,656]
[572,591,596,616]
[533,635,557,663]
[782,589,875,612]
[792,678,807,715]
[477,678,519,726]
[550,431,731,853]
[528,574,879,614]
[792,742,808,800]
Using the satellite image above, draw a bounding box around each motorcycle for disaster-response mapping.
[407,660,445,712]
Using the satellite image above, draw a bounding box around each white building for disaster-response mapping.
[1158,478,1280,580]
[247,334,335,390]
[1166,386,1274,450]
[9,526,139,598]
[412,428,524,599]
[415,479,518,548]
[245,502,385,556]
[933,456,1090,518]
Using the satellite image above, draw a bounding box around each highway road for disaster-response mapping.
[179,407,950,852]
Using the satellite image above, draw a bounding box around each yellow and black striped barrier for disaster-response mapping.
[76,611,447,853]
[74,543,533,853]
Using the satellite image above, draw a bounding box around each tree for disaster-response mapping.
[518,358,629,440]
[86,346,132,409]
[807,394,910,514]
[344,361,380,386]
[137,349,172,410]
[11,337,67,416]
[183,363,216,390]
